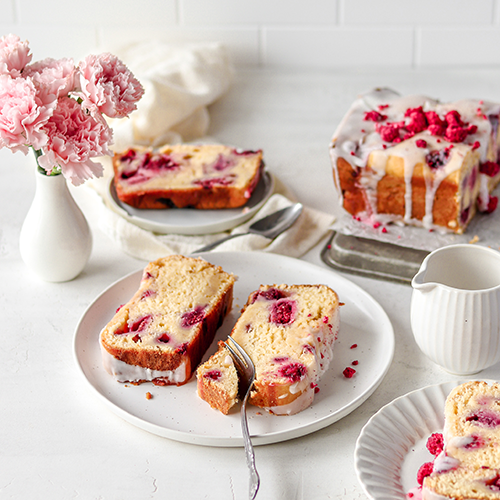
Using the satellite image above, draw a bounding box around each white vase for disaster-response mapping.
[20,171,92,282]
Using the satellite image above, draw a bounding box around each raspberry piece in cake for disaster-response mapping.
[197,284,341,415]
[100,255,235,386]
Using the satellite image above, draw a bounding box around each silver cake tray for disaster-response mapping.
[321,231,429,285]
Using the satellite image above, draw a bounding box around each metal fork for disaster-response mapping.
[223,337,260,499]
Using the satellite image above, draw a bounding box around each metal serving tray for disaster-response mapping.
[321,231,429,285]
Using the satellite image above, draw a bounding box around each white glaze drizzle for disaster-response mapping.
[330,88,500,232]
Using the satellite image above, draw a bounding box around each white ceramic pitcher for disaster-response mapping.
[411,244,500,375]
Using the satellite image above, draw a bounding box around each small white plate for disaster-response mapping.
[74,252,394,447]
[105,171,274,235]
[355,380,470,499]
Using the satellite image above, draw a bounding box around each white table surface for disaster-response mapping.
[3,67,500,500]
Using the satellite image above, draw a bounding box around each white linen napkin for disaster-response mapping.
[105,40,234,151]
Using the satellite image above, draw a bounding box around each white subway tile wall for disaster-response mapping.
[2,0,500,67]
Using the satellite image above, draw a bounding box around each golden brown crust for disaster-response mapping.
[335,155,464,232]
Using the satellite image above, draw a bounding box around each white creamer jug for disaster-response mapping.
[411,244,500,375]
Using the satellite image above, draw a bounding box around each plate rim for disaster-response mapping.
[73,251,395,447]
[353,379,493,500]
[105,171,275,235]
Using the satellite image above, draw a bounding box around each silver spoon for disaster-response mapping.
[194,202,303,253]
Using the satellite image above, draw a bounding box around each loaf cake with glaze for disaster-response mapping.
[112,144,264,209]
[100,255,235,386]
[418,381,500,499]
[196,284,340,415]
[330,88,500,234]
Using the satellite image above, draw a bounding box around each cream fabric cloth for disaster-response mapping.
[87,41,335,260]
[106,40,234,151]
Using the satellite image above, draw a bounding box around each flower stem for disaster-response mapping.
[31,147,61,176]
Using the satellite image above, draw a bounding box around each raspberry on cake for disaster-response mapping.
[112,144,264,209]
[417,381,500,499]
[329,88,500,234]
[196,284,340,416]
[100,255,235,386]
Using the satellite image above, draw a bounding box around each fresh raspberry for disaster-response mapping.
[352,360,359,366]
[426,433,444,456]
[417,462,434,486]
[425,111,446,127]
[472,141,481,150]
[279,362,306,382]
[445,110,465,127]
[140,289,156,300]
[445,125,468,143]
[175,343,188,355]
[416,139,427,148]
[487,475,500,492]
[120,148,137,162]
[181,306,206,328]
[269,299,297,325]
[204,370,222,381]
[486,196,499,213]
[428,124,445,136]
[145,153,179,171]
[460,206,470,224]
[377,122,402,142]
[251,288,286,303]
[364,110,387,122]
[464,435,484,449]
[129,315,153,333]
[343,367,356,378]
[466,409,500,427]
[480,161,500,177]
[194,176,234,188]
[211,154,235,171]
[405,106,428,134]
[273,356,289,363]
[426,148,451,169]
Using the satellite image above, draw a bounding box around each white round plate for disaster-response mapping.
[355,380,471,499]
[74,252,394,447]
[105,171,274,235]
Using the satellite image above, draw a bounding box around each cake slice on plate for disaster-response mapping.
[197,284,340,415]
[100,255,235,386]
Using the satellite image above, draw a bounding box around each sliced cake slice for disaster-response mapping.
[196,284,340,415]
[112,143,264,209]
[100,255,235,386]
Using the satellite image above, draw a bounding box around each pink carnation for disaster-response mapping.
[77,53,144,119]
[0,74,54,153]
[38,96,112,185]
[0,34,32,77]
[24,57,76,103]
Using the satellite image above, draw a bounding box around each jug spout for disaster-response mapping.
[411,269,436,292]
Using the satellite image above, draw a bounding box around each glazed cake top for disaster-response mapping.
[330,88,500,170]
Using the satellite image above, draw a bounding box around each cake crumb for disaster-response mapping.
[146,392,153,400]
[469,235,479,244]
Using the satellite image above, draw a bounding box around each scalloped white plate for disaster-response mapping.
[74,252,394,447]
[105,171,274,235]
[355,380,470,499]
